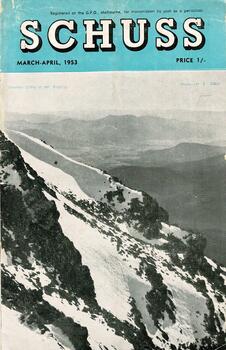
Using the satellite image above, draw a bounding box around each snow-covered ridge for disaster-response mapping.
[8,129,142,201]
[8,129,168,241]
[21,148,90,200]
[9,129,103,173]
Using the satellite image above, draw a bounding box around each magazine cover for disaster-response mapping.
[1,1,226,349]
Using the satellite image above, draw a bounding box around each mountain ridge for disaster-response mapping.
[135,142,226,167]
[6,113,226,147]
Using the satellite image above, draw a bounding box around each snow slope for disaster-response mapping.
[7,129,143,206]
[20,144,226,347]
[2,131,226,350]
[2,306,72,350]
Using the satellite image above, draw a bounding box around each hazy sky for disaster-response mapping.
[2,70,226,121]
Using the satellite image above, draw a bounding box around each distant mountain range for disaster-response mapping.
[7,114,226,149]
[7,110,226,125]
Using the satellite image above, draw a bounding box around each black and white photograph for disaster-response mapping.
[1,70,226,349]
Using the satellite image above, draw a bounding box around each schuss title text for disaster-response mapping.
[20,17,206,53]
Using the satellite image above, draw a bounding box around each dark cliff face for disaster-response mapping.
[1,131,96,301]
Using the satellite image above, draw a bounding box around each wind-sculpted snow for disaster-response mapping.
[1,131,226,350]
